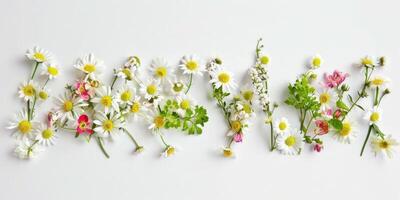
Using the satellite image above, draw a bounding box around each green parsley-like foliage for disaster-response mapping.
[285,75,320,113]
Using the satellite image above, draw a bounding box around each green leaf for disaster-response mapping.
[329,119,343,130]
[336,100,349,111]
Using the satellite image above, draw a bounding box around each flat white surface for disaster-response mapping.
[1,0,400,199]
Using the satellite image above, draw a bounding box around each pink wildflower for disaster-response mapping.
[233,133,243,143]
[76,114,93,135]
[324,70,349,88]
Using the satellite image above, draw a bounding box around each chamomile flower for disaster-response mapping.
[14,140,43,159]
[115,84,135,106]
[91,86,119,114]
[139,79,162,101]
[162,145,177,158]
[150,57,171,80]
[93,112,122,139]
[258,54,270,65]
[360,56,375,67]
[34,124,57,146]
[179,55,203,76]
[369,75,390,88]
[124,56,141,69]
[26,46,52,63]
[37,88,50,101]
[116,67,135,81]
[176,95,195,117]
[333,120,357,144]
[274,117,290,134]
[209,69,237,93]
[276,130,304,155]
[41,62,60,79]
[222,147,234,158]
[364,106,382,125]
[310,54,323,69]
[18,80,38,102]
[371,135,398,158]
[168,76,186,96]
[7,110,37,140]
[74,53,105,80]
[148,114,165,132]
[318,89,333,110]
[55,92,87,122]
[125,96,145,121]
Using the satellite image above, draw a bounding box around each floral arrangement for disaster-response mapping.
[8,47,60,158]
[7,45,397,160]
[205,57,255,158]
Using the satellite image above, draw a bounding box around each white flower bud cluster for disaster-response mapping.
[250,61,270,112]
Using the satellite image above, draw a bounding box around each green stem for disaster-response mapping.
[184,74,193,94]
[159,133,169,147]
[360,125,373,157]
[374,87,379,106]
[122,128,140,147]
[269,121,274,151]
[30,96,37,119]
[27,140,39,157]
[110,76,118,90]
[27,100,31,121]
[42,77,50,89]
[227,136,234,148]
[96,137,110,159]
[30,62,40,80]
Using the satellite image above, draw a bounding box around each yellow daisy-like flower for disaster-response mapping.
[310,54,323,69]
[364,106,382,125]
[209,68,237,93]
[74,53,105,80]
[93,112,122,139]
[222,147,234,158]
[162,145,177,158]
[371,135,398,158]
[150,58,171,79]
[369,75,389,88]
[41,62,60,79]
[7,110,38,140]
[18,80,38,102]
[274,117,290,134]
[179,55,203,76]
[26,46,52,63]
[360,56,375,67]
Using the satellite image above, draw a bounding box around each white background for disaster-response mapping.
[1,0,399,199]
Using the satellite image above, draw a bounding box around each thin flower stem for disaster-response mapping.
[121,128,140,147]
[184,74,193,94]
[159,133,169,147]
[374,87,379,106]
[227,136,234,148]
[30,62,40,80]
[110,76,118,91]
[96,137,110,159]
[360,125,373,156]
[269,121,274,151]
[30,96,37,119]
[27,140,39,157]
[42,77,50,89]
[27,100,31,121]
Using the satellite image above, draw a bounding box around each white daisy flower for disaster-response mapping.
[91,86,119,114]
[148,114,165,132]
[7,110,38,140]
[276,130,304,155]
[125,96,146,121]
[150,57,171,80]
[55,92,87,122]
[124,56,141,68]
[209,68,237,93]
[274,117,290,134]
[168,76,186,96]
[115,84,135,106]
[18,80,38,102]
[333,120,357,144]
[179,55,203,76]
[14,140,43,159]
[310,54,323,69]
[176,95,195,117]
[360,55,375,67]
[369,75,390,88]
[364,106,382,125]
[26,46,52,63]
[371,135,398,158]
[161,145,177,158]
[139,79,162,101]
[74,53,105,80]
[34,124,57,146]
[41,62,60,79]
[318,89,333,110]
[93,112,122,139]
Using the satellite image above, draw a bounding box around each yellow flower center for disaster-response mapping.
[371,78,384,86]
[33,52,46,62]
[186,60,198,71]
[370,112,380,122]
[319,93,331,104]
[23,84,36,96]
[154,116,165,128]
[122,68,132,80]
[18,120,32,134]
[285,135,296,147]
[38,91,48,100]
[166,146,175,157]
[180,100,191,110]
[101,96,112,107]
[146,84,157,95]
[312,57,321,67]
[83,64,96,73]
[243,104,252,114]
[259,56,270,65]
[231,120,242,132]
[47,66,59,76]
[242,90,254,101]
[102,120,114,132]
[79,121,87,129]
[130,102,140,113]
[362,57,373,66]
[339,122,352,136]
[173,83,184,92]
[218,72,230,84]
[379,140,389,149]
[42,129,53,139]
[63,100,73,112]
[120,91,132,102]
[223,148,233,157]
[279,122,287,131]
[155,66,167,78]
